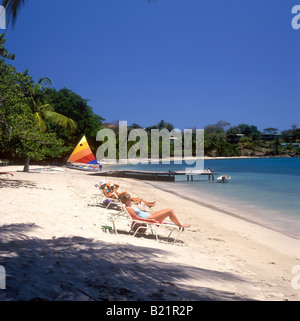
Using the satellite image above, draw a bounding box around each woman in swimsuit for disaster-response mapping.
[120,193,190,229]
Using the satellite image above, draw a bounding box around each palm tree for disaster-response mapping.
[31,77,77,132]
[22,97,77,172]
[22,78,77,172]
[30,99,77,132]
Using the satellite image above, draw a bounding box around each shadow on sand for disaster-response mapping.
[0,223,254,301]
[0,179,52,190]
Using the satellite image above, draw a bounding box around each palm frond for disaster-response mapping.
[38,77,52,87]
[1,0,28,27]
[42,110,77,131]
[34,112,47,131]
[38,103,51,110]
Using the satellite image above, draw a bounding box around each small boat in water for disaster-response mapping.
[217,174,231,183]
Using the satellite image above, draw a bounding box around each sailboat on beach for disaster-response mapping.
[67,135,99,172]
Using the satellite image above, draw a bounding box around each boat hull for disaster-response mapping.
[217,175,231,183]
[66,164,99,172]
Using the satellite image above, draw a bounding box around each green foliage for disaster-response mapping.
[281,128,300,143]
[42,87,104,152]
[1,29,298,162]
[145,120,174,132]
[204,127,240,157]
[0,34,104,168]
[227,123,261,141]
[0,57,68,163]
[263,127,278,135]
[0,33,16,59]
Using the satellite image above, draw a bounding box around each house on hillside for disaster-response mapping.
[262,133,281,141]
[281,143,300,148]
[227,134,244,143]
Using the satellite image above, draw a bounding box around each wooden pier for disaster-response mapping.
[94,169,217,182]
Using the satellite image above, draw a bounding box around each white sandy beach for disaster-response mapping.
[0,165,299,301]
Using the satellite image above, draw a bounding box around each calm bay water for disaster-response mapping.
[111,158,300,239]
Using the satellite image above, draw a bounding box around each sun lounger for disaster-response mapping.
[92,187,106,205]
[0,159,11,166]
[107,203,183,242]
[92,188,122,209]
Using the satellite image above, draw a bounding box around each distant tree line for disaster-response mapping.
[103,119,300,159]
[1,32,299,170]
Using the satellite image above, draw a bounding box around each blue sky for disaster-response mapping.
[2,0,300,132]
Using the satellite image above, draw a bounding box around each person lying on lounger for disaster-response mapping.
[120,193,190,229]
[106,182,156,208]
[96,180,110,193]
[96,180,156,208]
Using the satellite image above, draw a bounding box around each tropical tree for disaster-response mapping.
[0,59,69,171]
[215,120,231,131]
[16,76,77,171]
[145,120,174,132]
[130,123,143,129]
[263,127,278,135]
[29,98,76,133]
[41,87,104,153]
[281,127,300,143]
[156,120,174,131]
[227,123,261,141]
[0,34,76,171]
[204,123,240,156]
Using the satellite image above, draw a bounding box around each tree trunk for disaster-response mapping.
[23,158,30,172]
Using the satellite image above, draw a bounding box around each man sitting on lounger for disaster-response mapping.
[120,193,190,230]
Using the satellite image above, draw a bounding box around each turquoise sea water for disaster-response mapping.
[111,158,300,239]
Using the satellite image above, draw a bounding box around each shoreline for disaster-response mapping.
[103,157,300,240]
[3,165,298,241]
[141,178,300,258]
[101,155,293,165]
[0,166,300,301]
[147,180,300,241]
